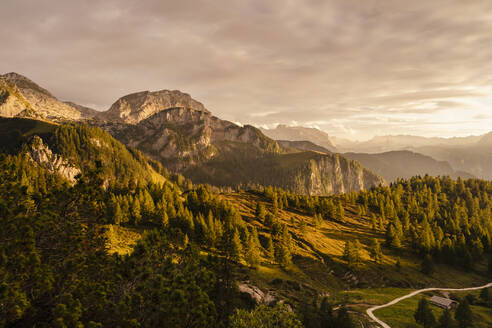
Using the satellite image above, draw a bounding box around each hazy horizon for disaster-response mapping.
[2,0,492,140]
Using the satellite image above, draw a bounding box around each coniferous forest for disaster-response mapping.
[0,119,491,327]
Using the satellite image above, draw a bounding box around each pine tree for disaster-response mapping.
[421,254,435,275]
[335,305,353,328]
[245,229,261,268]
[414,298,436,328]
[113,202,123,225]
[455,299,473,328]
[437,309,456,328]
[266,235,275,261]
[299,219,307,235]
[369,238,383,264]
[231,228,243,262]
[131,197,142,225]
[255,202,266,220]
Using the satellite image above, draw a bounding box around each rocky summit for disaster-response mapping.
[0,72,91,121]
[97,89,209,124]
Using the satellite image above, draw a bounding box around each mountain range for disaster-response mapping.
[261,125,491,181]
[0,72,384,195]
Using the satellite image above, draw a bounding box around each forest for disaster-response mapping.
[1,121,491,328]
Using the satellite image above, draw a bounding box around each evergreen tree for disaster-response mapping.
[231,228,243,262]
[255,202,266,220]
[131,197,142,225]
[266,235,275,261]
[455,299,473,328]
[335,305,353,328]
[421,254,435,275]
[113,202,123,225]
[414,298,436,328]
[437,308,456,328]
[369,238,383,264]
[245,228,261,268]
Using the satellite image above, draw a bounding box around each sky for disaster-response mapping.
[2,0,492,140]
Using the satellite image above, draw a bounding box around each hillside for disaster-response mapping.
[0,117,166,185]
[344,150,474,182]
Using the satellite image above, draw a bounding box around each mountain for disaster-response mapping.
[277,140,333,154]
[99,106,384,194]
[96,89,209,124]
[344,150,474,182]
[0,73,384,194]
[0,72,95,121]
[260,124,338,152]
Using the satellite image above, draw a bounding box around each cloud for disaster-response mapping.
[1,0,492,139]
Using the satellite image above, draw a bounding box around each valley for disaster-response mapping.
[0,73,491,328]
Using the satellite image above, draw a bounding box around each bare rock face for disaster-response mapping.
[26,136,81,183]
[103,107,280,170]
[98,89,209,124]
[0,73,91,121]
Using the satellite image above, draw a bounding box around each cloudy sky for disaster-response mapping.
[2,0,492,140]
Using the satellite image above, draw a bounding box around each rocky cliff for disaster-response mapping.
[26,135,81,183]
[0,73,93,121]
[97,89,209,124]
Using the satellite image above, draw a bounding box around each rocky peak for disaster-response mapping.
[26,135,81,183]
[2,72,53,97]
[0,72,83,121]
[99,89,209,124]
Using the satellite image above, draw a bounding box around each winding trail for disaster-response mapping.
[366,282,492,328]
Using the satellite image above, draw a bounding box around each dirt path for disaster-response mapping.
[366,282,492,328]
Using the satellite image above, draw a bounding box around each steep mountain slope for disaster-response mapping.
[99,105,384,194]
[0,72,93,121]
[0,117,165,185]
[260,125,338,152]
[344,150,474,182]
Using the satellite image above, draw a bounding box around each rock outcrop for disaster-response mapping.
[26,135,81,183]
[97,89,209,124]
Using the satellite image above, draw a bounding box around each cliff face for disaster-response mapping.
[102,107,280,170]
[298,153,383,194]
[26,135,81,183]
[98,89,209,124]
[0,73,93,121]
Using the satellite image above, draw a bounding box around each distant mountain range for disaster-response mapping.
[260,124,337,152]
[0,72,385,195]
[259,124,491,181]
